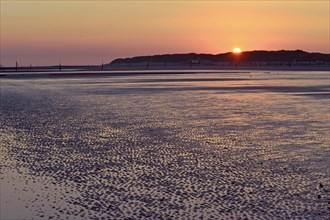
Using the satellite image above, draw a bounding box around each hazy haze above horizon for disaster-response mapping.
[1,1,329,66]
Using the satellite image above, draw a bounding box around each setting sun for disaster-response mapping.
[233,48,242,53]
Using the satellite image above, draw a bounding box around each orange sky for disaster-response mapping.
[1,1,329,66]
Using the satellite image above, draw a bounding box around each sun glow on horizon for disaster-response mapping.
[233,48,242,53]
[1,1,329,66]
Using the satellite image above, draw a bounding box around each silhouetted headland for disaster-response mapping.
[110,50,329,66]
[1,50,329,74]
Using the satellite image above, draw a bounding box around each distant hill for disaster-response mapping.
[110,50,330,65]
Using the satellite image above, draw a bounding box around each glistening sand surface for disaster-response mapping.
[1,71,329,219]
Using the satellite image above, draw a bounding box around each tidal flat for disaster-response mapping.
[1,71,329,219]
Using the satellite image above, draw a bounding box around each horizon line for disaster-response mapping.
[1,49,329,68]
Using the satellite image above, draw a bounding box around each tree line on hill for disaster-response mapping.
[109,50,330,66]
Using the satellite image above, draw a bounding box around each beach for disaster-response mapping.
[1,70,329,219]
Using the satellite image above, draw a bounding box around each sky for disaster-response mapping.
[1,1,329,66]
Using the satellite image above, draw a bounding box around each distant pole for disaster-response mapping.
[59,62,62,71]
[101,60,104,70]
[16,61,18,71]
[146,61,149,70]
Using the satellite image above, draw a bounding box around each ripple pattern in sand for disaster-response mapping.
[1,72,329,219]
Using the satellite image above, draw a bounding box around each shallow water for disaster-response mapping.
[1,71,329,219]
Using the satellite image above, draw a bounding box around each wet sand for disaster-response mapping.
[1,71,329,219]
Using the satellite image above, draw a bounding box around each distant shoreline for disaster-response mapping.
[1,64,329,76]
[102,65,330,72]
